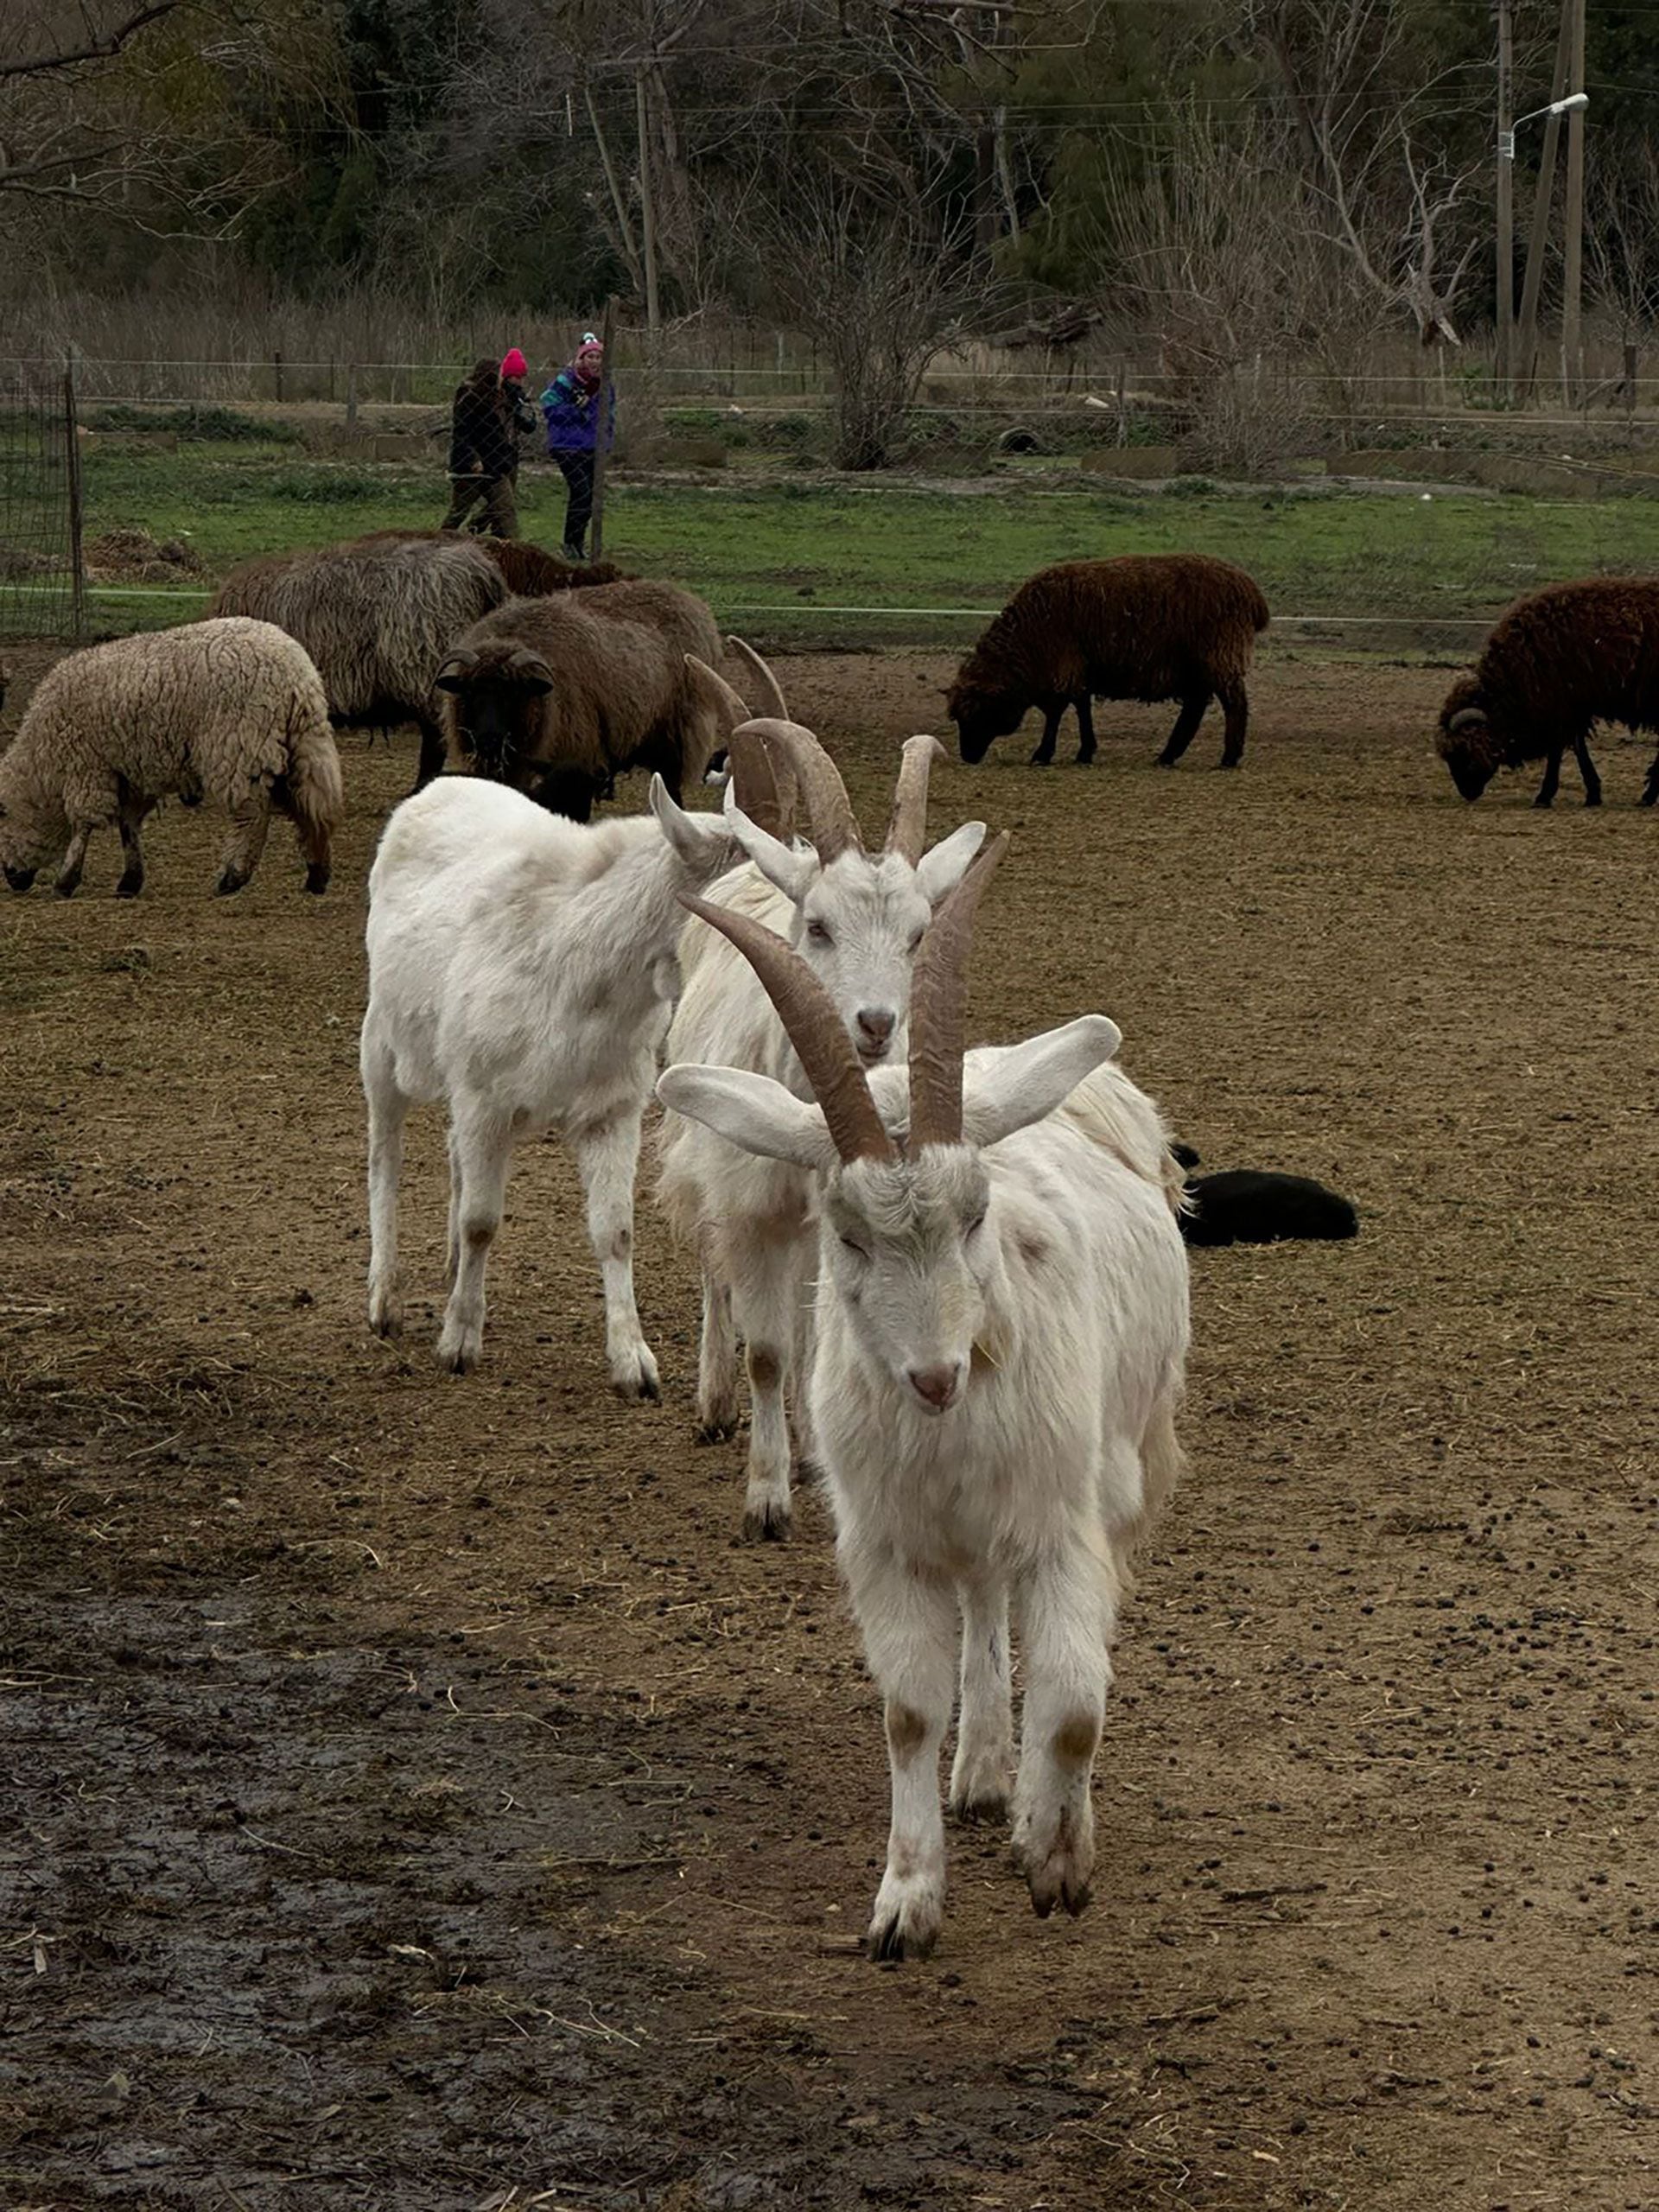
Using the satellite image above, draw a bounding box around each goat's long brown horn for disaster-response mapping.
[724,724,790,843]
[726,636,789,719]
[684,653,753,733]
[886,734,944,864]
[679,894,896,1166]
[762,722,862,863]
[907,831,1011,1152]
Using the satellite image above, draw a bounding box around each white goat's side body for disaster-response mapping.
[362,775,731,1388]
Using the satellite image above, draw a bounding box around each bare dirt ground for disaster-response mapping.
[2,645,1654,2212]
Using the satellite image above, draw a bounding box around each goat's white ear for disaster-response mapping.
[657,1064,835,1169]
[963,1015,1122,1149]
[722,785,817,901]
[650,774,731,865]
[915,820,987,905]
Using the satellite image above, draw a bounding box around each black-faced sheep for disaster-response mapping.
[1436,577,1659,808]
[210,535,508,791]
[948,554,1270,770]
[435,580,725,820]
[0,618,343,898]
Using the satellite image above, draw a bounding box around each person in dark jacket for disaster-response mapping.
[441,358,520,538]
[540,334,614,562]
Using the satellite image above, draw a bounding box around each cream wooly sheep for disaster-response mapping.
[949,554,1270,769]
[0,618,343,899]
[659,838,1190,1960]
[656,643,992,1539]
[361,772,736,1389]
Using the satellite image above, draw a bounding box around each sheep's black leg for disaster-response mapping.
[1157,690,1210,767]
[1216,678,1249,768]
[412,717,448,791]
[1073,696,1096,766]
[115,789,153,899]
[1641,747,1659,807]
[1571,731,1602,807]
[1533,749,1563,807]
[1029,707,1063,766]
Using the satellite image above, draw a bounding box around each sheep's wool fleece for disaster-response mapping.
[0,618,340,820]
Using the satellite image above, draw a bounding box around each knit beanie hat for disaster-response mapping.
[576,333,603,362]
[501,346,528,378]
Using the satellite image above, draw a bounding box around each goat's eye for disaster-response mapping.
[963,1211,988,1239]
[806,920,833,946]
[907,931,925,954]
[838,1234,868,1259]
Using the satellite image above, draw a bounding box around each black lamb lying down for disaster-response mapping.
[1178,1166,1359,1248]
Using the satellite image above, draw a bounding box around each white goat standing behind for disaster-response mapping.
[361,772,734,1387]
[659,836,1189,1959]
[658,644,986,1537]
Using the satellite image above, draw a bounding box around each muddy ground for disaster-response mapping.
[1,645,1654,2212]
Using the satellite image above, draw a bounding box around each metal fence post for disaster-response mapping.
[63,357,85,639]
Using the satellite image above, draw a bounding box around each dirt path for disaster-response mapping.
[2,648,1654,2210]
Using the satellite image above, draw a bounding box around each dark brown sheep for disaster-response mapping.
[435,581,725,820]
[1437,577,1659,808]
[349,529,629,595]
[947,554,1269,770]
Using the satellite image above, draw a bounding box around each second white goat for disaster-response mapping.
[361,772,734,1386]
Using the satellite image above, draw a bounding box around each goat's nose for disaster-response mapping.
[906,1362,962,1414]
[856,1006,896,1049]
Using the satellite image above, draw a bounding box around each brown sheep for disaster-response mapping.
[348,529,629,594]
[435,581,725,821]
[947,554,1270,770]
[1437,577,1659,809]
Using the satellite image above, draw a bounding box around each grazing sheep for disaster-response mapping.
[350,528,629,595]
[948,554,1269,770]
[1179,1169,1357,1247]
[361,772,735,1387]
[0,618,342,899]
[660,837,1189,1958]
[1436,577,1659,808]
[435,579,725,819]
[211,535,508,791]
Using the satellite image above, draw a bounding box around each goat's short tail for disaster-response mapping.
[284,691,345,893]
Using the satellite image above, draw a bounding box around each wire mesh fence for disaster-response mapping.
[0,362,81,641]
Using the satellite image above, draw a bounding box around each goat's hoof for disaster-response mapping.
[54,874,81,899]
[1584,793,1603,809]
[215,868,248,896]
[436,1326,480,1376]
[866,1874,944,1962]
[304,862,331,895]
[1073,754,1096,768]
[1016,1813,1095,1921]
[367,1293,404,1340]
[1217,756,1242,771]
[741,1497,791,1542]
[695,1414,740,1445]
[611,1349,660,1402]
[950,1787,1010,1827]
[1532,794,1554,810]
[1154,752,1179,768]
[115,874,143,899]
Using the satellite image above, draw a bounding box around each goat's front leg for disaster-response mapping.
[1012,1543,1118,1921]
[730,1225,808,1538]
[848,1541,957,1961]
[437,1102,514,1374]
[569,1107,658,1401]
[950,1582,1013,1821]
[363,1044,410,1340]
[695,1230,740,1440]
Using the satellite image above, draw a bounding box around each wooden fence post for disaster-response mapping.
[589,296,618,563]
[346,362,358,430]
[274,348,284,403]
[63,358,85,640]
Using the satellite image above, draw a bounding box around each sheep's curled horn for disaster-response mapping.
[1446,706,1487,734]
[434,645,480,690]
[677,830,1011,1165]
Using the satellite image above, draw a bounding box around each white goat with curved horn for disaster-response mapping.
[658,837,1189,1961]
[657,645,988,1538]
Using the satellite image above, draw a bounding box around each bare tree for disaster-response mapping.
[1585,130,1659,350]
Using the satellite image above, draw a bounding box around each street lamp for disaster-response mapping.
[1499,90,1588,163]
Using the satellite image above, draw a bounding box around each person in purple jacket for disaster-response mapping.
[540,333,615,562]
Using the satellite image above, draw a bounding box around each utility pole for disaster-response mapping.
[1512,3,1571,404]
[1495,0,1514,388]
[1561,0,1587,404]
[635,67,660,339]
